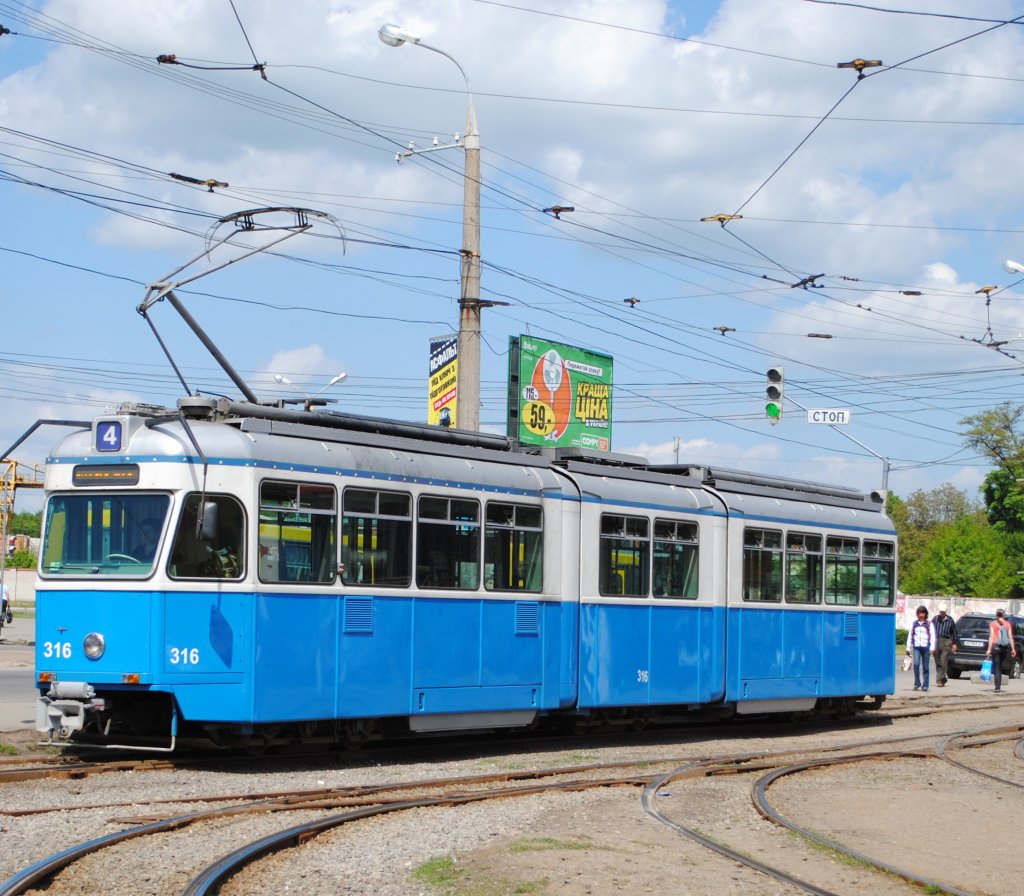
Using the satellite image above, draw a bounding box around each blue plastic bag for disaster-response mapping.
[980,659,993,682]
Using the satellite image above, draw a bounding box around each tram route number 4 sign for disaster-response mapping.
[806,408,852,425]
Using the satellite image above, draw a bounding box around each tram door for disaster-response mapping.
[577,507,724,709]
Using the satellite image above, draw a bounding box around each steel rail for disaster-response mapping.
[0,756,678,817]
[935,723,1024,786]
[642,759,844,896]
[4,713,992,818]
[3,718,1017,894]
[640,722,1023,895]
[179,776,650,896]
[0,767,652,895]
[0,736,917,894]
[751,751,985,896]
[0,715,980,818]
[5,691,1017,781]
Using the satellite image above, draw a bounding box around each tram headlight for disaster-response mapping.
[83,632,106,660]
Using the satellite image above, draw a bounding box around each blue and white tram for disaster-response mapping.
[33,398,896,749]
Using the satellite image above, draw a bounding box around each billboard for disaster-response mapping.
[508,335,613,451]
[428,335,458,428]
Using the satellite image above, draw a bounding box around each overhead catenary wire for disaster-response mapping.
[0,1,1019,477]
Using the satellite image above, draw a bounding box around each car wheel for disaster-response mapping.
[947,667,962,679]
[1009,655,1022,680]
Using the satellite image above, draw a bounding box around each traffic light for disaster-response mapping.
[766,367,784,423]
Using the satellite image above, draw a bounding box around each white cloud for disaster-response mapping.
[4,0,1023,499]
[626,436,780,467]
[262,344,347,381]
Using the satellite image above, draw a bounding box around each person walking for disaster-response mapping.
[933,605,957,687]
[986,608,1017,693]
[908,605,935,692]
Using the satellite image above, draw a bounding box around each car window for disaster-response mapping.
[956,617,992,638]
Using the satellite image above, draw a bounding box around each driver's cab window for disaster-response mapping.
[169,494,244,579]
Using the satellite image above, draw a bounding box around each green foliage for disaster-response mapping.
[509,838,591,853]
[961,403,1024,535]
[9,511,41,537]
[895,629,908,647]
[889,485,983,593]
[412,857,459,887]
[6,550,36,569]
[904,483,977,527]
[980,467,1024,533]
[902,513,1016,597]
[410,856,529,896]
[891,477,1024,598]
[961,403,1024,468]
[0,743,17,756]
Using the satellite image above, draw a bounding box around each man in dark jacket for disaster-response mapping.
[933,605,957,687]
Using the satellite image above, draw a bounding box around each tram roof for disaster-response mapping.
[40,399,888,524]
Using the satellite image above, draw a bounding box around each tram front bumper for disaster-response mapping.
[36,682,104,739]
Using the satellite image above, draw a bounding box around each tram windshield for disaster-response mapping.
[41,493,170,576]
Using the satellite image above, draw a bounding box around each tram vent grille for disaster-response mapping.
[844,613,860,639]
[344,597,374,634]
[515,601,540,635]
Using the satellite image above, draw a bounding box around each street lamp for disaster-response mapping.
[379,23,482,431]
[274,372,347,411]
[1004,259,1024,275]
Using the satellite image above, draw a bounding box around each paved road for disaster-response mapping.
[0,651,36,733]
[0,613,35,733]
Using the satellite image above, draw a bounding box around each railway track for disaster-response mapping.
[645,721,1024,896]
[2,702,1021,896]
[2,693,1019,787]
[0,762,657,896]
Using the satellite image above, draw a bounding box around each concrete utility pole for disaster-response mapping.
[459,98,482,431]
[380,24,483,430]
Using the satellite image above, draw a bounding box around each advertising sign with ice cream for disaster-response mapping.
[507,335,613,451]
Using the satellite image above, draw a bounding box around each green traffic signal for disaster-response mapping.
[765,366,783,421]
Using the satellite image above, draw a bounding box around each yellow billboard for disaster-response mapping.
[428,335,458,428]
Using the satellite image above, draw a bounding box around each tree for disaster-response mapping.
[961,403,1024,533]
[6,549,36,569]
[9,511,41,537]
[961,403,1024,470]
[979,467,1024,533]
[888,485,978,591]
[903,483,976,529]
[901,512,1016,597]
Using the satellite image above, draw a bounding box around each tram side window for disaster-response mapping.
[861,540,895,607]
[825,536,860,605]
[258,481,336,584]
[653,519,698,599]
[743,528,782,602]
[785,533,823,604]
[169,494,245,579]
[599,514,650,597]
[484,502,543,592]
[416,496,480,589]
[341,489,412,587]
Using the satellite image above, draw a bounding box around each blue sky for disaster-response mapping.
[3,0,1024,508]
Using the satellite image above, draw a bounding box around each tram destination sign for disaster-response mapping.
[806,407,852,425]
